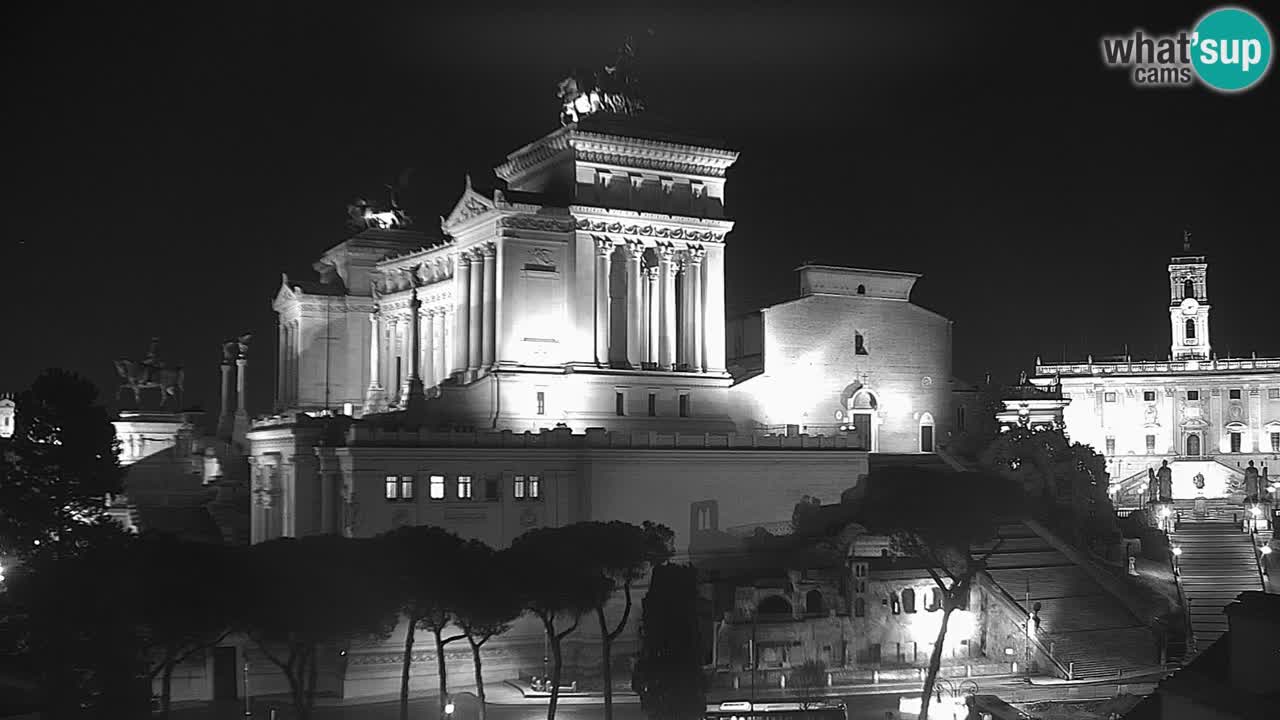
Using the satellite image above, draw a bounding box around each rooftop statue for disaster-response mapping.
[345,169,415,234]
[559,33,651,126]
[115,338,185,409]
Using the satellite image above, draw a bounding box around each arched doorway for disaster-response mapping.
[919,412,935,453]
[845,389,879,452]
[758,595,792,616]
[1186,433,1201,457]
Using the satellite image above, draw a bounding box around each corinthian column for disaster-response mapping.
[481,243,497,371]
[676,257,690,369]
[454,253,471,377]
[594,236,612,367]
[626,240,645,368]
[468,249,483,374]
[688,246,706,372]
[432,309,445,389]
[645,266,660,365]
[401,289,426,413]
[703,244,727,373]
[658,245,677,370]
[364,308,385,413]
[421,308,435,390]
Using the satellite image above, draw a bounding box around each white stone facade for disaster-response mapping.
[1034,246,1280,491]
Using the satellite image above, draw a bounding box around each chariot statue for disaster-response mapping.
[558,33,650,126]
[115,338,184,409]
[345,169,415,234]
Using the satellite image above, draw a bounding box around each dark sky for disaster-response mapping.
[5,1,1278,418]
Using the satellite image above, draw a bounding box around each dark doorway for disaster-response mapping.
[920,425,934,452]
[849,413,872,450]
[1186,433,1201,456]
[213,647,238,701]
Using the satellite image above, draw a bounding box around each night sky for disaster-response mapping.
[6,1,1278,419]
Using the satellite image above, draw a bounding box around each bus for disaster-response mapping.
[705,700,849,720]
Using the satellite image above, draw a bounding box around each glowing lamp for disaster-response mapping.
[444,700,455,715]
[1172,546,1183,556]
[1251,506,1263,518]
[1261,545,1273,556]
[1159,507,1172,518]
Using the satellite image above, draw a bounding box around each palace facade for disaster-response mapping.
[1033,242,1280,501]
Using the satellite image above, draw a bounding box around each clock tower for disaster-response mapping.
[1169,233,1210,361]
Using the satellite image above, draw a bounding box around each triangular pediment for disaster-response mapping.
[442,183,497,232]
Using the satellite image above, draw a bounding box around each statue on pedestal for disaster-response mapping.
[115,338,185,409]
[1147,467,1159,503]
[1244,460,1260,498]
[1157,460,1173,501]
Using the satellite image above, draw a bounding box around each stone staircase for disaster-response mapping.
[1171,497,1238,523]
[979,523,1156,679]
[1170,520,1263,649]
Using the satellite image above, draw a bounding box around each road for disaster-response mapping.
[171,678,1155,720]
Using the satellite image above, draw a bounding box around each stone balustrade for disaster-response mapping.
[1038,356,1280,377]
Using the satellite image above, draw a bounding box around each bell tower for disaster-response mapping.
[1169,232,1211,361]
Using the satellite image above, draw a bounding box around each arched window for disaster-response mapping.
[850,390,878,411]
[855,333,868,355]
[805,589,825,615]
[890,593,901,615]
[927,587,943,612]
[1185,319,1196,340]
[758,595,792,616]
[902,588,916,613]
[856,284,866,295]
[854,597,866,617]
[1184,279,1194,299]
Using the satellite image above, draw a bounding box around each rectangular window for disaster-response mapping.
[456,475,472,500]
[648,392,657,417]
[513,475,526,500]
[536,391,546,416]
[1143,391,1156,402]
[1270,388,1280,400]
[428,475,444,500]
[1187,390,1200,401]
[528,475,542,500]
[485,477,499,501]
[1104,392,1117,403]
[385,474,399,500]
[400,475,415,500]
[679,393,690,418]
[615,391,625,416]
[1146,435,1156,454]
[1229,389,1242,400]
[1272,432,1280,453]
[1231,432,1242,453]
[1105,437,1116,456]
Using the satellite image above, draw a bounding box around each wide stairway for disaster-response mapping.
[979,523,1156,680]
[1170,520,1263,649]
[1170,497,1237,523]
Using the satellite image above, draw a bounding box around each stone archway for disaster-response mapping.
[919,412,935,453]
[840,384,880,452]
[1186,433,1201,457]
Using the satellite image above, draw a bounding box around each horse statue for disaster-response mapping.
[115,359,185,409]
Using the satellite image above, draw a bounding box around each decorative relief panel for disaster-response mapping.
[574,218,724,243]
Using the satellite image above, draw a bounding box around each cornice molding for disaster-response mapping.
[499,214,578,233]
[494,127,739,183]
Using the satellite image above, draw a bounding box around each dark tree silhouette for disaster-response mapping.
[377,525,468,720]
[632,563,706,720]
[843,467,1025,720]
[451,541,523,720]
[509,525,610,720]
[0,369,123,556]
[238,536,397,720]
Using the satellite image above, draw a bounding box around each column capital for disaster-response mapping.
[480,241,497,258]
[455,251,473,269]
[644,265,661,280]
[593,235,614,256]
[370,303,381,318]
[686,244,707,264]
[625,238,646,259]
[656,243,677,262]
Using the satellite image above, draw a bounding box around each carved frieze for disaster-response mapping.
[575,218,724,243]
[499,215,577,233]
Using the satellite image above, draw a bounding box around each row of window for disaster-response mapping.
[384,474,543,502]
[1104,432,1280,456]
[615,391,690,417]
[1106,388,1280,403]
[850,587,954,618]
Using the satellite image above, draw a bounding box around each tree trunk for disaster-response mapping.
[161,662,174,720]
[470,638,487,720]
[434,629,450,718]
[596,606,615,720]
[400,618,417,720]
[919,605,956,720]
[548,623,563,720]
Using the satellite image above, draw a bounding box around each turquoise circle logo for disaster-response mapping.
[1192,7,1273,92]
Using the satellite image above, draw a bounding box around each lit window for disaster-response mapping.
[456,475,472,500]
[1271,432,1280,453]
[1187,390,1200,401]
[536,391,546,416]
[1230,433,1242,453]
[890,594,901,615]
[1105,437,1115,456]
[1143,391,1156,402]
[400,475,415,500]
[1185,319,1196,340]
[648,392,656,417]
[385,475,399,500]
[1104,392,1116,403]
[513,475,526,500]
[428,475,444,500]
[679,394,690,418]
[1146,435,1156,454]
[528,475,542,500]
[1229,389,1242,400]
[615,391,625,416]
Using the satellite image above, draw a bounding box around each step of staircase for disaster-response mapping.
[1171,519,1263,651]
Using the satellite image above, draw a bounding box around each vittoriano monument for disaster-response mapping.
[557,34,649,125]
[115,337,185,409]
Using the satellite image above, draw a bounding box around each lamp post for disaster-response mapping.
[243,659,251,718]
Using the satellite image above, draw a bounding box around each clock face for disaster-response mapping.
[1180,297,1199,315]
